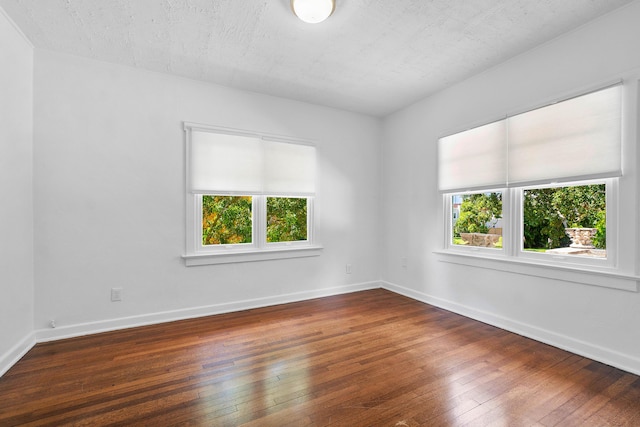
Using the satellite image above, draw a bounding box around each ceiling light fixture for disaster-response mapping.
[291,0,335,24]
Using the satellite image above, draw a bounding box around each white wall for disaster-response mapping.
[381,1,640,374]
[32,49,382,338]
[0,9,34,374]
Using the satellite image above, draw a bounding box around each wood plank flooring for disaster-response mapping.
[1,289,639,426]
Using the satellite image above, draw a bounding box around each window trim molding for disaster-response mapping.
[434,250,639,293]
[183,245,324,266]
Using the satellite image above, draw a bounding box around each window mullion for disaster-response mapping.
[190,193,201,253]
[254,196,266,249]
[506,188,520,258]
[606,178,618,268]
[443,194,453,248]
[305,197,313,244]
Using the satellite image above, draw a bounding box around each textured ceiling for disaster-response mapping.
[1,0,635,116]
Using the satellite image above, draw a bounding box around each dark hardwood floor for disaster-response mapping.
[1,289,639,426]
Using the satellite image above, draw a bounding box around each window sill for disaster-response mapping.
[434,250,639,292]
[183,245,323,266]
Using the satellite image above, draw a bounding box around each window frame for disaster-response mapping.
[182,123,322,266]
[444,180,616,265]
[194,194,314,251]
[440,178,634,290]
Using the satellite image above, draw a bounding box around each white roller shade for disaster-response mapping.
[508,85,622,186]
[438,84,622,193]
[187,126,316,195]
[438,120,507,192]
[190,131,263,193]
[263,140,316,195]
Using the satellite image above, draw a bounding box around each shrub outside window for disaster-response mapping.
[267,197,308,243]
[202,195,253,246]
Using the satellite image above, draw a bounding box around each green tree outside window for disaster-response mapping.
[267,197,307,242]
[202,195,252,245]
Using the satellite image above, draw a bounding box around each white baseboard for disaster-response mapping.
[0,333,36,377]
[35,281,382,343]
[381,280,640,376]
[0,281,380,377]
[12,280,637,378]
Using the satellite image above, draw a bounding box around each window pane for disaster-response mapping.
[267,197,308,243]
[523,184,606,258]
[202,195,252,245]
[452,192,503,248]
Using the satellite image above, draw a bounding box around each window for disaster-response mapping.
[183,123,320,265]
[439,83,622,269]
[451,191,503,250]
[521,183,606,258]
[267,197,308,243]
[198,194,312,247]
[202,195,253,246]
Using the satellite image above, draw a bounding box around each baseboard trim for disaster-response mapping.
[35,281,382,343]
[0,333,36,377]
[381,280,640,376]
[13,280,638,378]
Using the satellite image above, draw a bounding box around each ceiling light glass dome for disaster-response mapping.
[291,0,336,24]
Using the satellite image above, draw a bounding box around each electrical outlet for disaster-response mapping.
[346,264,352,274]
[111,287,123,302]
